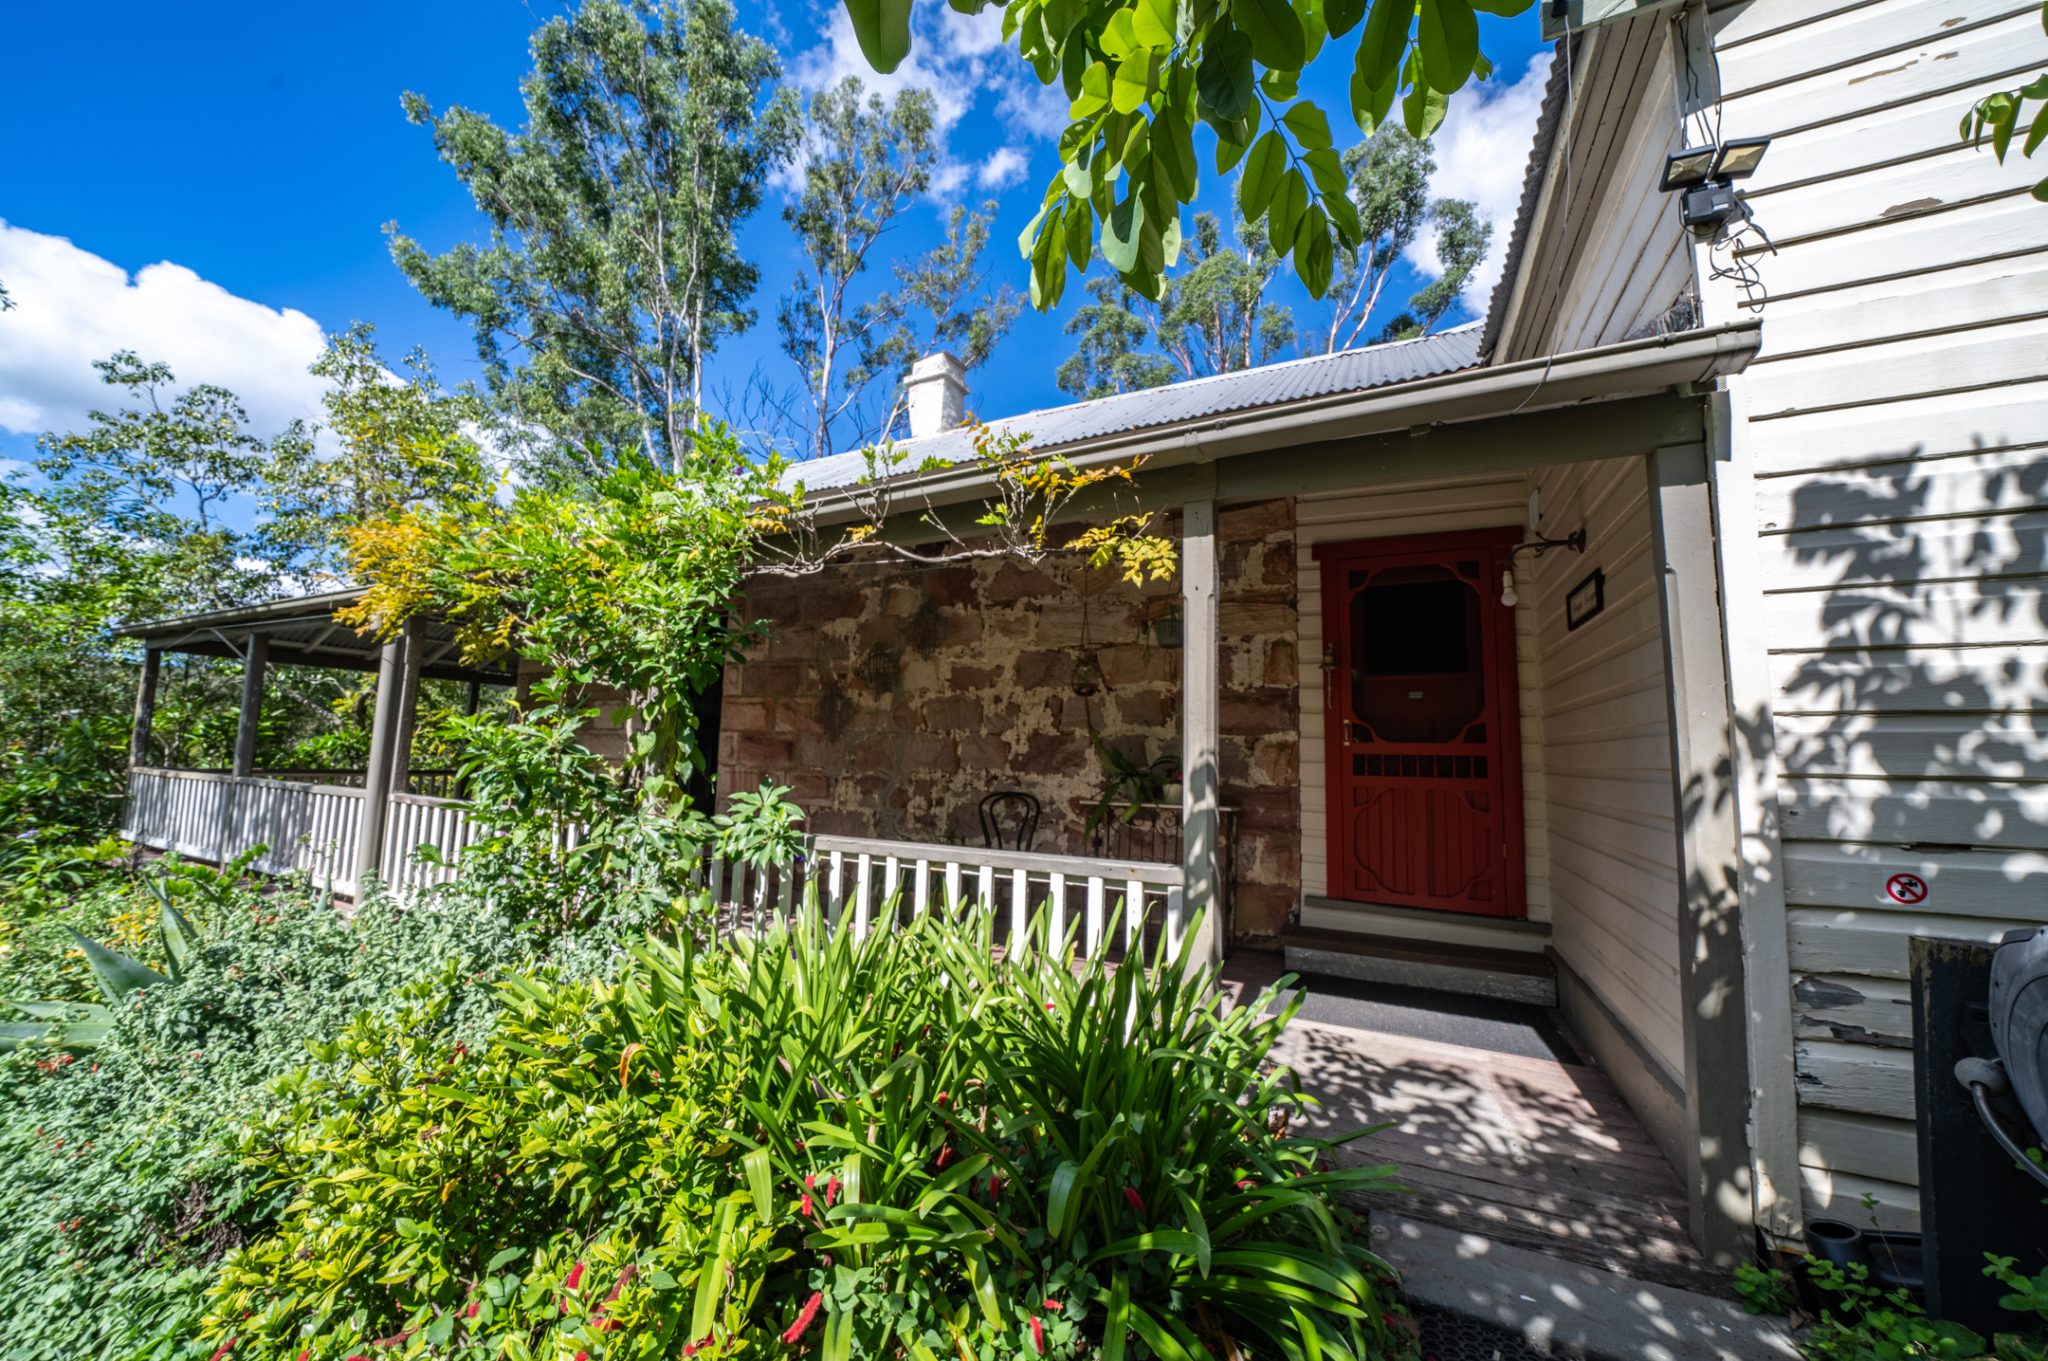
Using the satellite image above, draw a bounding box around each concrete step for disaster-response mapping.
[1282,925,1559,1006]
[1373,1214,1796,1361]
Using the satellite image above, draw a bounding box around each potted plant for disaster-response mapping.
[1085,735,1181,837]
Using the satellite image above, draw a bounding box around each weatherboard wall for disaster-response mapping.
[1696,0,2048,1232]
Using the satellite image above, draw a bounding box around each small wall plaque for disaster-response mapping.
[1566,568,1606,632]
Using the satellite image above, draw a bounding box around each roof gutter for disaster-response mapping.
[798,321,1761,524]
[116,587,366,641]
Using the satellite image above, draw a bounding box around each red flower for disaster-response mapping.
[1123,1186,1145,1213]
[935,1144,954,1170]
[987,1173,1002,1199]
[466,1301,480,1318]
[780,1291,824,1344]
[1030,1316,1046,1354]
[804,1174,816,1191]
[1044,1299,1061,1312]
[575,1352,588,1361]
[798,1193,814,1217]
[935,1091,950,1107]
[564,1261,585,1291]
[208,1339,236,1361]
[825,1176,841,1207]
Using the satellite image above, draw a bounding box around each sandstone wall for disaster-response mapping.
[716,499,1302,940]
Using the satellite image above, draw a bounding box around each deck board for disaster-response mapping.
[1222,951,1723,1295]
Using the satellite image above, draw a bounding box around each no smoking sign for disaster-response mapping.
[1886,873,1930,906]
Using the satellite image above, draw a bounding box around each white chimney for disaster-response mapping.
[904,351,968,439]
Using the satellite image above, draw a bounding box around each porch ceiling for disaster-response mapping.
[116,590,514,684]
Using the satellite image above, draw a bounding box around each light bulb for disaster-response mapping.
[1500,568,1518,608]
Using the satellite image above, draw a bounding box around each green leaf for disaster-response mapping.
[1281,100,1334,150]
[1295,204,1334,297]
[842,0,915,74]
[1357,0,1416,93]
[1065,199,1094,270]
[1259,67,1301,100]
[1134,0,1178,46]
[1350,54,1399,135]
[1196,26,1257,120]
[159,900,201,978]
[1103,1270,1130,1361]
[1155,107,1199,201]
[1102,190,1147,274]
[1233,0,1307,69]
[1239,130,1289,219]
[1468,0,1530,12]
[67,928,166,1006]
[1417,0,1480,93]
[1403,65,1449,138]
[1073,59,1112,118]
[742,1146,777,1221]
[1268,167,1310,246]
[1326,0,1367,36]
[1112,57,1155,114]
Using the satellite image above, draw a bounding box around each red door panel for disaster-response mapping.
[1317,529,1525,918]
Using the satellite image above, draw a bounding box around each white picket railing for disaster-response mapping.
[124,773,1189,958]
[701,834,1188,960]
[122,767,366,897]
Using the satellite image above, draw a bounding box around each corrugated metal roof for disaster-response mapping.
[788,322,1483,494]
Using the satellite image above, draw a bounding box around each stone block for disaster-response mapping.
[1219,600,1295,637]
[1250,738,1300,787]
[905,732,960,774]
[1097,643,1176,687]
[740,662,805,698]
[776,697,826,734]
[737,733,793,767]
[958,734,1013,772]
[1262,639,1298,688]
[1022,728,1090,772]
[987,561,1060,602]
[800,588,867,625]
[923,564,978,606]
[1219,693,1294,736]
[1219,498,1291,540]
[1231,883,1296,939]
[723,697,772,732]
[1116,689,1172,728]
[1013,649,1073,690]
[949,662,1003,689]
[923,695,984,731]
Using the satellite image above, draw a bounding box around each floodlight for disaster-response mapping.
[1711,136,1772,181]
[1659,145,1718,192]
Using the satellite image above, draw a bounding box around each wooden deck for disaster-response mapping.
[1223,951,1723,1295]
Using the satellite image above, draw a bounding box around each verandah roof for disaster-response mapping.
[115,589,514,685]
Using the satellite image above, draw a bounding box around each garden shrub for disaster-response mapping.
[203,904,1409,1360]
[0,862,585,1361]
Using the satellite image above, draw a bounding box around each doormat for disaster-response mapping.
[1412,1303,1554,1361]
[1274,973,1584,1066]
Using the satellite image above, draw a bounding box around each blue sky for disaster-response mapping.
[0,1,1551,475]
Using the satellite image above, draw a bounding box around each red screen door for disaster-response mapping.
[1318,529,1525,917]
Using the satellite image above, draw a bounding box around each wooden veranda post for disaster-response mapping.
[357,618,424,887]
[1646,439,1753,1267]
[129,647,161,769]
[1181,496,1223,966]
[231,634,270,778]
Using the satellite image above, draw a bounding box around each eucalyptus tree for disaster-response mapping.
[1322,126,1491,349]
[1055,210,1294,398]
[775,79,1019,459]
[838,0,1531,304]
[390,0,797,474]
[260,324,493,582]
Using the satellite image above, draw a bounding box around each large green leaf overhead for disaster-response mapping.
[840,0,1531,304]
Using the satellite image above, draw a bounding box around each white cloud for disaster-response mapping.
[784,1,1063,202]
[0,220,331,441]
[977,146,1030,191]
[995,74,1072,142]
[1404,52,1554,310]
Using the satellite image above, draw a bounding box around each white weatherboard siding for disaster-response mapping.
[1700,0,2048,1230]
[1293,476,1550,934]
[1496,12,1694,363]
[1527,457,1685,1080]
[1292,464,1688,1086]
